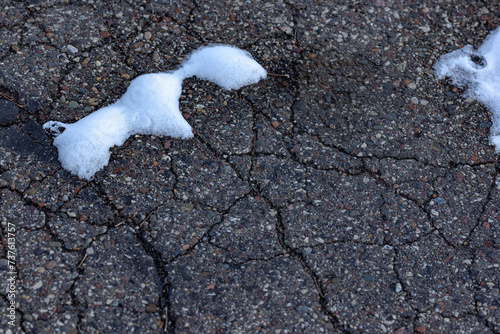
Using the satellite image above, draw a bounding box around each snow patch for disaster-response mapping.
[44,45,267,180]
[434,27,500,152]
[176,45,267,90]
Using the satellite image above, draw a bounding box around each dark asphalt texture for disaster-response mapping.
[0,1,499,333]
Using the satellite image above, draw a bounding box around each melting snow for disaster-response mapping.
[434,27,500,152]
[44,45,267,179]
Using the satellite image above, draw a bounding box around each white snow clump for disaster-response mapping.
[44,45,267,180]
[434,26,500,152]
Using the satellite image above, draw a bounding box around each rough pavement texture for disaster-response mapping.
[1,1,499,333]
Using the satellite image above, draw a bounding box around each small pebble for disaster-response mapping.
[394,327,406,334]
[32,281,43,290]
[181,203,194,211]
[414,326,426,333]
[419,26,430,33]
[145,304,157,313]
[67,45,78,53]
[22,314,34,322]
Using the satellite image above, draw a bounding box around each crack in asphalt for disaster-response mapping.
[469,248,500,334]
[262,194,344,331]
[134,227,176,334]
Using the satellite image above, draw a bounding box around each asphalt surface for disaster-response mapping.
[0,0,499,333]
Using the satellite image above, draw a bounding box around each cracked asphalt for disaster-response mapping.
[0,0,499,333]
